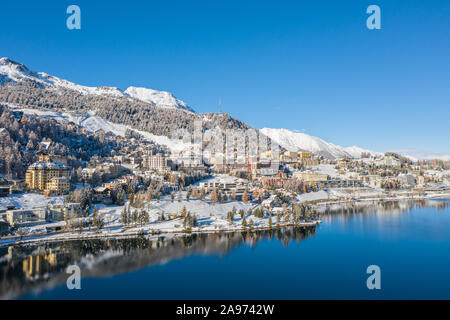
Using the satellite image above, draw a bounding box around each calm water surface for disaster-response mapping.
[1,199,450,299]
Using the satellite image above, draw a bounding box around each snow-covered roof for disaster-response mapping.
[29,162,68,169]
[94,186,108,192]
[51,176,68,180]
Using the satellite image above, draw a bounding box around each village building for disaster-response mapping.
[45,176,70,195]
[48,203,82,221]
[199,177,248,200]
[0,185,9,197]
[38,154,67,165]
[293,171,329,182]
[92,186,113,204]
[0,220,9,235]
[144,153,170,172]
[375,156,402,168]
[6,209,47,228]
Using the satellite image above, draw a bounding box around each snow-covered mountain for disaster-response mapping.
[124,86,195,112]
[3,57,447,162]
[0,57,195,112]
[260,128,382,159]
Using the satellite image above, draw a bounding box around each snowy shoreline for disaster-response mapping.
[0,221,321,248]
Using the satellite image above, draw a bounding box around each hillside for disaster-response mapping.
[0,58,249,139]
[261,128,382,159]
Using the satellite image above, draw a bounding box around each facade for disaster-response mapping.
[38,154,67,165]
[318,179,365,189]
[298,152,311,159]
[0,220,9,234]
[25,162,69,194]
[416,175,425,186]
[280,151,312,162]
[146,153,169,172]
[48,203,82,221]
[6,209,47,227]
[0,186,9,197]
[398,174,416,187]
[280,151,318,166]
[47,176,70,195]
[9,179,25,193]
[375,156,401,168]
[92,186,113,204]
[199,179,247,200]
[280,151,298,163]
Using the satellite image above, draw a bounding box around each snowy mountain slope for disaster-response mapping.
[124,87,195,112]
[11,106,194,154]
[0,57,194,112]
[260,128,381,159]
[0,57,124,97]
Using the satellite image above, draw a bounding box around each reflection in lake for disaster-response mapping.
[0,227,316,299]
[319,199,450,220]
[1,199,449,299]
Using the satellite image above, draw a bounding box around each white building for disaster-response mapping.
[375,156,401,168]
[145,153,169,172]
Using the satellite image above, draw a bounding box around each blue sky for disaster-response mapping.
[1,1,449,154]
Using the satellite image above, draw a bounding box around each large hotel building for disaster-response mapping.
[25,162,70,195]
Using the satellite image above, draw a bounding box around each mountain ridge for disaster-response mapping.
[0,57,195,112]
[260,128,382,159]
[0,57,252,141]
[2,57,449,162]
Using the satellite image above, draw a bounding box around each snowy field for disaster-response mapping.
[98,192,256,233]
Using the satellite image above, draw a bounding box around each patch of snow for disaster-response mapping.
[297,190,332,202]
[1,57,196,113]
[125,86,195,113]
[0,193,64,210]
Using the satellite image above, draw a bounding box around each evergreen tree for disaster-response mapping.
[241,214,247,230]
[210,189,218,203]
[92,205,98,217]
[147,186,153,201]
[92,208,104,229]
[121,206,128,225]
[132,210,138,224]
[144,211,149,224]
[227,211,234,226]
[181,205,187,217]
